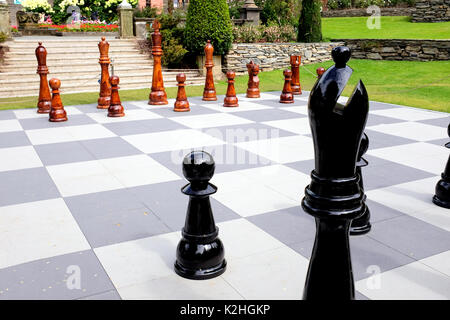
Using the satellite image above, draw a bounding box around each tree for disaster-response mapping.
[184,0,233,55]
[297,0,322,42]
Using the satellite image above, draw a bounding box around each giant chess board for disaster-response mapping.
[0,91,449,300]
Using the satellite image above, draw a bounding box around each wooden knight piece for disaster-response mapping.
[108,75,125,117]
[148,19,168,105]
[174,73,190,112]
[223,70,238,108]
[246,63,260,98]
[49,78,67,122]
[279,69,294,104]
[35,42,51,114]
[202,40,217,101]
[97,37,112,109]
[290,55,302,95]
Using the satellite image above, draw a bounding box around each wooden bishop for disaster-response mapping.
[224,70,238,108]
[35,42,51,114]
[97,37,112,109]
[148,19,168,105]
[280,69,294,104]
[202,40,217,101]
[290,55,302,95]
[108,75,125,117]
[49,78,67,122]
[246,63,260,98]
[174,73,190,112]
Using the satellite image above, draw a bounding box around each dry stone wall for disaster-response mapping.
[412,0,450,22]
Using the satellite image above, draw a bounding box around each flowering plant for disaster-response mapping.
[22,0,54,14]
[39,21,118,32]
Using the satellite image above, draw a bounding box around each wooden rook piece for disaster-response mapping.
[202,40,217,101]
[148,19,168,105]
[175,151,227,280]
[316,67,326,78]
[174,73,190,112]
[432,124,450,208]
[223,70,238,108]
[246,63,260,98]
[108,75,125,117]
[97,37,112,109]
[302,46,369,300]
[290,55,302,95]
[280,69,294,104]
[49,78,68,122]
[35,42,51,114]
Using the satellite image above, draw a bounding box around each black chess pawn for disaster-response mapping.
[350,133,371,235]
[302,46,368,300]
[432,124,450,208]
[174,151,227,280]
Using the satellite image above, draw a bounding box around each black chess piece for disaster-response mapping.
[174,151,227,280]
[432,124,450,209]
[302,46,369,300]
[350,133,371,235]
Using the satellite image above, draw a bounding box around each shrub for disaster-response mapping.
[228,0,244,19]
[232,24,296,43]
[133,7,158,18]
[232,24,262,43]
[184,0,233,56]
[261,0,301,26]
[298,0,322,43]
[0,32,7,43]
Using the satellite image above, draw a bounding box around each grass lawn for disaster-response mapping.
[322,16,450,40]
[0,59,449,113]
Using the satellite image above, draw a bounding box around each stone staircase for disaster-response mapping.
[0,37,205,98]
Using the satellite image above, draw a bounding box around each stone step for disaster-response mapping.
[3,51,144,60]
[0,65,153,76]
[7,40,137,48]
[0,57,152,69]
[6,47,141,54]
[3,54,151,64]
[0,60,153,72]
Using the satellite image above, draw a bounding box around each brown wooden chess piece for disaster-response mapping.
[246,63,260,98]
[246,60,255,90]
[49,78,67,122]
[35,42,51,114]
[97,37,112,109]
[108,75,125,117]
[223,70,238,108]
[317,67,326,78]
[202,40,217,101]
[174,73,190,112]
[148,19,168,105]
[280,69,294,104]
[290,55,302,95]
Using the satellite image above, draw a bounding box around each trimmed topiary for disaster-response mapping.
[184,0,233,56]
[297,0,322,43]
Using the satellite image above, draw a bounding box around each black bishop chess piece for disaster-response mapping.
[432,123,450,209]
[174,151,227,280]
[350,133,371,235]
[302,46,369,300]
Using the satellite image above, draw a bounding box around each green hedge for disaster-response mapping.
[184,0,233,56]
[297,0,322,43]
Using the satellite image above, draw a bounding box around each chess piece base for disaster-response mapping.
[149,91,168,105]
[203,95,217,101]
[279,100,294,104]
[97,96,111,109]
[246,90,260,98]
[432,195,450,209]
[37,101,51,114]
[433,172,450,209]
[223,103,238,108]
[174,105,190,112]
[291,85,302,95]
[49,111,68,122]
[107,112,125,117]
[350,201,371,235]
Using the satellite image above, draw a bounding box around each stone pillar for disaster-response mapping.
[197,55,223,79]
[118,0,134,39]
[0,0,11,39]
[239,0,261,25]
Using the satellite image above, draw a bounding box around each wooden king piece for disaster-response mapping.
[35,42,51,114]
[202,40,217,101]
[290,55,302,95]
[149,19,168,105]
[97,37,112,109]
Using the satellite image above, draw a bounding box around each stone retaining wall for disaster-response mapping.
[412,0,450,22]
[321,7,413,17]
[338,39,450,61]
[224,42,344,74]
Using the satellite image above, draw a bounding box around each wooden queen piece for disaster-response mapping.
[97,37,112,109]
[35,42,52,114]
[202,40,217,101]
[148,19,168,105]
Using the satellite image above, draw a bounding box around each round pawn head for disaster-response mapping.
[182,151,215,185]
[49,78,61,90]
[358,133,369,160]
[316,67,326,77]
[226,70,235,80]
[110,75,120,86]
[176,73,186,83]
[283,69,292,78]
[332,46,351,68]
[101,36,105,41]
[38,42,42,46]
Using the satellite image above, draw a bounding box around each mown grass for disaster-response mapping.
[0,59,449,112]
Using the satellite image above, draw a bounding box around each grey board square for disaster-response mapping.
[79,290,121,300]
[235,108,306,122]
[81,137,143,160]
[284,159,314,175]
[19,114,96,130]
[369,101,401,111]
[151,105,219,118]
[0,110,16,120]
[34,141,95,166]
[0,167,60,207]
[70,103,103,113]
[128,180,240,231]
[103,118,187,136]
[365,130,416,150]
[365,199,404,224]
[418,116,450,128]
[200,122,296,142]
[355,291,369,300]
[247,206,316,246]
[0,250,115,300]
[368,215,450,260]
[0,131,31,148]
[426,138,449,147]
[366,113,404,127]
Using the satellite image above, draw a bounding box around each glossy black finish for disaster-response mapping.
[174,151,227,280]
[432,124,450,209]
[302,46,369,300]
[350,133,371,235]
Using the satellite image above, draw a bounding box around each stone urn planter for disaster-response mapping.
[16,11,40,31]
